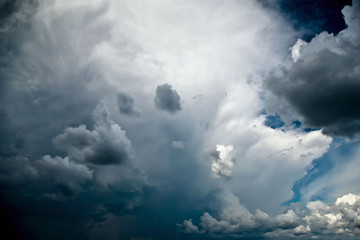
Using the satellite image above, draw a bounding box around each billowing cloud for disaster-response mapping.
[117,92,140,117]
[154,84,182,113]
[179,191,360,239]
[265,2,360,138]
[53,100,132,165]
[266,193,360,238]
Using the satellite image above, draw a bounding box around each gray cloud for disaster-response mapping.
[34,155,93,198]
[53,100,132,165]
[117,92,140,117]
[265,2,360,138]
[0,154,93,199]
[154,84,182,113]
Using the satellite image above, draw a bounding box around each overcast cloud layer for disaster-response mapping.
[0,0,359,239]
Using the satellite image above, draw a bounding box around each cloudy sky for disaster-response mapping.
[0,0,359,239]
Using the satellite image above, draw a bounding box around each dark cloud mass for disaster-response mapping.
[266,2,360,138]
[154,83,182,113]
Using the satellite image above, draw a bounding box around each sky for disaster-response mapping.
[0,0,359,239]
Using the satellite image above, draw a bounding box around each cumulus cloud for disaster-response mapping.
[265,2,360,138]
[179,191,360,238]
[34,155,93,198]
[178,190,299,235]
[117,92,140,117]
[266,193,360,238]
[53,100,132,165]
[154,84,182,113]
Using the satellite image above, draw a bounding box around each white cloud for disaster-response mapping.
[179,191,360,238]
[290,38,307,62]
[336,194,360,206]
[210,145,235,178]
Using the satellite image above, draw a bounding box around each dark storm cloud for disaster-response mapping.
[117,92,140,117]
[265,2,360,138]
[266,48,360,137]
[53,100,133,165]
[154,83,182,113]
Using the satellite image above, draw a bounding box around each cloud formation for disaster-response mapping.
[179,191,360,239]
[53,100,132,165]
[154,84,182,113]
[0,0,357,239]
[35,155,94,198]
[265,2,360,138]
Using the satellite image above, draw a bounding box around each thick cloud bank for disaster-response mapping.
[265,2,360,138]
